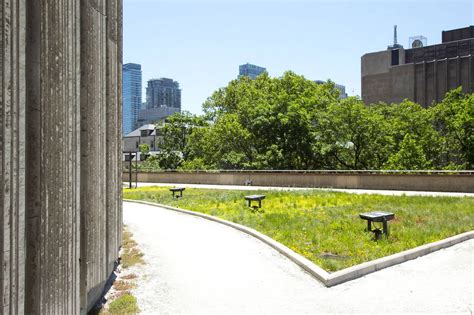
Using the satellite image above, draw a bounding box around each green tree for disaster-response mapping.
[171,71,472,171]
[384,134,431,170]
[155,151,183,170]
[138,143,150,161]
[201,71,340,169]
[367,99,444,169]
[186,114,254,169]
[156,111,208,164]
[317,97,386,169]
[432,88,474,169]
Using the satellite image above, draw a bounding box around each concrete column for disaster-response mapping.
[2,0,122,312]
[80,0,123,311]
[0,1,25,314]
[25,0,82,313]
[106,0,123,276]
[116,0,123,254]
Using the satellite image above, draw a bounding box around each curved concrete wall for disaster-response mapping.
[1,0,122,313]
[125,171,474,193]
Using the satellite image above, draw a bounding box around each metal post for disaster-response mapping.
[135,155,138,188]
[128,153,132,189]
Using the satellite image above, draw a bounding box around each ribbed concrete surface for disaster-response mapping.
[80,1,110,310]
[1,1,25,313]
[124,202,474,314]
[1,0,123,313]
[25,1,82,313]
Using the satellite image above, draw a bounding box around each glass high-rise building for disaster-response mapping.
[146,78,181,109]
[239,63,266,79]
[122,63,142,135]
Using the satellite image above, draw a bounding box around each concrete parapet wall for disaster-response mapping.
[124,171,474,193]
[1,0,123,313]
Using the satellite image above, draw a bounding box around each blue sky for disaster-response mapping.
[123,0,473,114]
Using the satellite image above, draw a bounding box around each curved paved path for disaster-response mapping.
[124,201,473,314]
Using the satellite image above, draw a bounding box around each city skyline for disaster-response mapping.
[124,0,472,114]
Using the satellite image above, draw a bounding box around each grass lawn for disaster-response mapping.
[123,187,474,272]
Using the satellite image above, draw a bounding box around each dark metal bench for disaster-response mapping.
[359,211,395,237]
[244,195,265,209]
[170,187,185,198]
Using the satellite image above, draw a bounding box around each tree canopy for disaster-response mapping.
[147,73,473,171]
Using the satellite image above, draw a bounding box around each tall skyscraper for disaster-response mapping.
[146,78,181,109]
[239,63,266,79]
[122,63,142,135]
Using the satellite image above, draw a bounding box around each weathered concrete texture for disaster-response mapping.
[80,0,108,311]
[123,171,474,193]
[0,0,123,313]
[1,1,25,314]
[106,0,123,284]
[25,1,82,313]
[80,0,123,312]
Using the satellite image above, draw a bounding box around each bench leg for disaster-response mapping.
[367,221,372,232]
[258,200,261,208]
[383,221,389,236]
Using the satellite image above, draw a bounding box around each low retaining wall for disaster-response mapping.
[123,171,474,193]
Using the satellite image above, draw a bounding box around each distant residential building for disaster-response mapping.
[362,25,474,107]
[146,78,181,109]
[315,80,348,99]
[122,63,142,135]
[239,63,266,79]
[122,124,159,161]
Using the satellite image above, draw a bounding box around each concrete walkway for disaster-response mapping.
[126,182,474,198]
[124,201,473,314]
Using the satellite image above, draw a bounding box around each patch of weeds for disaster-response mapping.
[121,227,145,268]
[98,227,144,314]
[113,280,136,291]
[121,247,145,268]
[107,294,140,314]
[121,273,138,280]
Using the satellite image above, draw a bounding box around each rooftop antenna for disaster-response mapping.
[388,25,403,50]
[393,25,398,46]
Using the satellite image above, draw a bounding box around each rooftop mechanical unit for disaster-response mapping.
[409,35,427,48]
